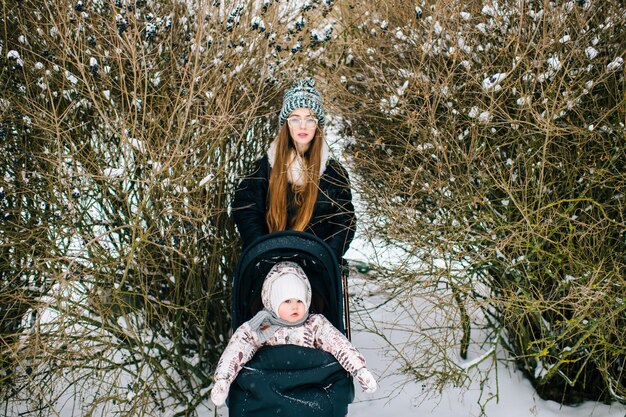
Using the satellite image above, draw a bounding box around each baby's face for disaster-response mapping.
[278,299,307,322]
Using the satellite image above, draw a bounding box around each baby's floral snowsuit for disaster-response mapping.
[213,314,369,397]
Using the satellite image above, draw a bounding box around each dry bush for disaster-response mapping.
[1,0,342,415]
[327,0,625,406]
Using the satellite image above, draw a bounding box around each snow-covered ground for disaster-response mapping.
[346,235,626,417]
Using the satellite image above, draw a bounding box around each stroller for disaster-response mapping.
[227,231,355,416]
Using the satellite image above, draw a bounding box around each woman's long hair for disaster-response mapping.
[266,123,323,232]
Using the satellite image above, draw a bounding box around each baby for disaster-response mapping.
[210,261,377,406]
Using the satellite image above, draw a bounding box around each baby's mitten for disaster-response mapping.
[355,368,378,393]
[210,380,230,407]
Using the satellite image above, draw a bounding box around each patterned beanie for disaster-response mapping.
[261,261,312,317]
[279,78,325,127]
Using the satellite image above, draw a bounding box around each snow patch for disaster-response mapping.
[482,73,507,91]
[607,57,623,72]
[585,47,599,60]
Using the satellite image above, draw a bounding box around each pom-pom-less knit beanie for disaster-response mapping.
[279,78,325,127]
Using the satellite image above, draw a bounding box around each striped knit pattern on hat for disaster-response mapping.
[279,78,325,127]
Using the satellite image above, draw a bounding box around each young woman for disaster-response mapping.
[232,78,356,263]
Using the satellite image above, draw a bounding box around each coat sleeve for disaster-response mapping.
[312,315,366,377]
[213,323,260,385]
[232,158,270,249]
[324,160,356,261]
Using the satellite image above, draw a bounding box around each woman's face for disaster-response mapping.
[287,108,318,153]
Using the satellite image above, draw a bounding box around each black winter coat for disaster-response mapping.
[232,155,356,262]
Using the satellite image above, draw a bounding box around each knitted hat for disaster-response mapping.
[279,78,325,127]
[261,261,312,317]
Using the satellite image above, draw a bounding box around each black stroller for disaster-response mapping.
[227,231,355,416]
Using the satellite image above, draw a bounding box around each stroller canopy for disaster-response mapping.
[231,230,345,334]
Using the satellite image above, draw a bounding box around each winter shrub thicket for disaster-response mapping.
[330,0,625,406]
[2,0,624,413]
[1,0,340,415]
